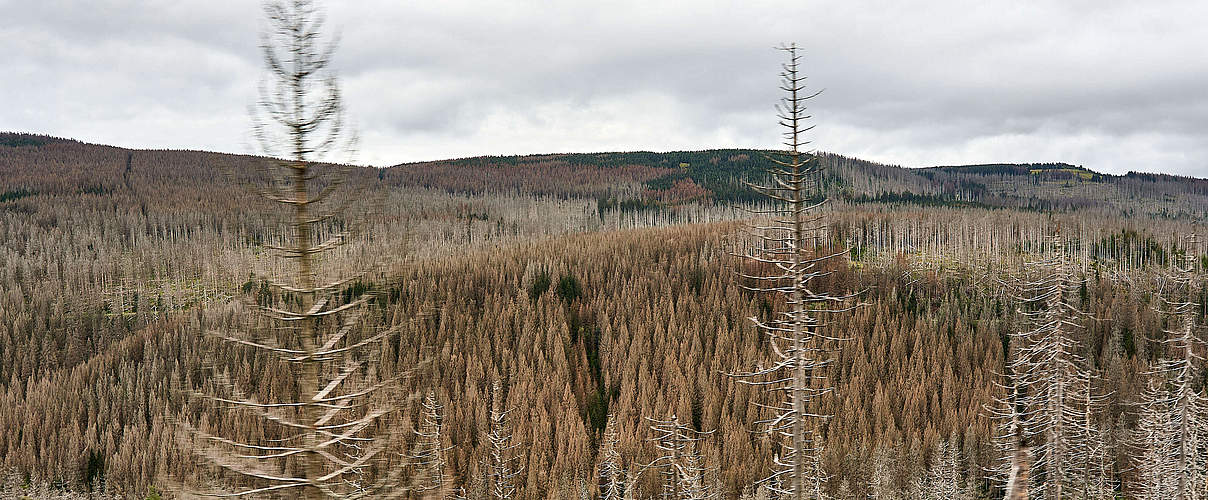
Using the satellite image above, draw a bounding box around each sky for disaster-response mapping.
[2,0,1206,176]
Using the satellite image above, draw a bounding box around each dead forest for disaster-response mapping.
[3,128,1207,498]
[1,2,1207,499]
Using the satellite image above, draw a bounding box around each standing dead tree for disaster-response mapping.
[987,381,1030,500]
[1135,378,1178,500]
[912,438,973,500]
[1071,370,1113,500]
[487,381,523,500]
[1004,447,1031,500]
[408,390,451,496]
[987,360,1017,489]
[991,237,1100,500]
[641,415,717,500]
[597,414,626,500]
[730,43,856,499]
[1136,244,1207,500]
[182,1,413,497]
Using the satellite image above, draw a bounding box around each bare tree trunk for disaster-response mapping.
[293,134,323,498]
[994,237,1093,499]
[488,380,522,500]
[730,43,856,500]
[1142,244,1207,500]
[598,414,625,500]
[182,1,414,497]
[1005,446,1030,500]
[642,415,716,500]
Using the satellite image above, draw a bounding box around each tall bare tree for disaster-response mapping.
[992,237,1099,500]
[731,43,856,499]
[487,380,523,500]
[1135,378,1178,500]
[408,390,451,496]
[598,414,626,500]
[1071,371,1113,500]
[911,438,973,500]
[988,382,1030,500]
[184,1,410,497]
[1137,244,1207,500]
[641,415,717,500]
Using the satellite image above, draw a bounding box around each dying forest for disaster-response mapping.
[2,1,1207,500]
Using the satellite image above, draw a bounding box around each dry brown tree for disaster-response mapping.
[180,1,413,497]
[730,43,857,499]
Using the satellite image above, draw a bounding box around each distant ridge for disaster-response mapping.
[3,133,1207,219]
[0,131,79,148]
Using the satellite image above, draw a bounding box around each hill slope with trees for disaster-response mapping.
[2,131,1207,498]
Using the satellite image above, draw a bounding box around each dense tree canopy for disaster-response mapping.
[1,137,1206,498]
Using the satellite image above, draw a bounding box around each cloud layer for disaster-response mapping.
[2,0,1205,175]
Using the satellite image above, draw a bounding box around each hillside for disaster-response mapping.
[6,131,1206,221]
[2,131,1207,498]
[385,148,1208,219]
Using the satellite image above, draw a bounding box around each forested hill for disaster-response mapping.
[388,149,1208,219]
[4,131,1207,220]
[4,130,1208,497]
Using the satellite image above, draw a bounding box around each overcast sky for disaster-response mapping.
[2,1,1206,176]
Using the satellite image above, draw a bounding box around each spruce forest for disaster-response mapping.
[2,1,1206,499]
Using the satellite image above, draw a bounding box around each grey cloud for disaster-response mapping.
[1,0,1205,175]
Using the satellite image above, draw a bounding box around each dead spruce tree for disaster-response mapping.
[731,43,855,499]
[987,381,1029,500]
[910,438,973,500]
[184,1,411,496]
[408,390,451,496]
[598,414,626,500]
[1136,247,1207,500]
[1135,378,1178,500]
[487,381,523,500]
[641,415,717,500]
[1071,371,1114,500]
[991,237,1102,500]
